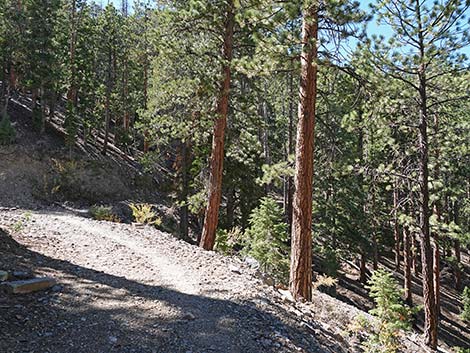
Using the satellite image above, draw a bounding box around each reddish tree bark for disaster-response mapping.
[285,67,294,233]
[417,63,437,349]
[412,232,419,277]
[432,112,441,316]
[372,232,378,270]
[199,2,235,250]
[102,50,112,155]
[453,202,462,290]
[415,1,437,346]
[289,3,318,301]
[403,226,412,305]
[66,0,78,108]
[359,251,367,284]
[393,184,401,271]
[454,239,461,290]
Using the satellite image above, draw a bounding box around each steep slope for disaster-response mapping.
[0,207,427,353]
[1,93,466,353]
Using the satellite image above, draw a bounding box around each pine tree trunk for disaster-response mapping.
[412,232,419,277]
[48,92,55,119]
[143,130,150,153]
[359,251,367,284]
[432,113,441,316]
[226,188,235,229]
[289,2,318,300]
[31,88,38,112]
[394,184,401,271]
[417,66,438,349]
[142,45,149,153]
[123,59,129,130]
[288,3,318,301]
[372,232,378,270]
[102,51,112,155]
[403,226,412,305]
[415,2,437,346]
[1,62,10,120]
[286,68,294,233]
[454,239,461,291]
[39,85,45,135]
[179,140,190,240]
[67,0,78,109]
[9,65,17,90]
[199,2,235,250]
[433,208,440,316]
[453,202,462,290]
[262,87,271,194]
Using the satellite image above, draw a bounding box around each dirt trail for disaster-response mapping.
[1,208,348,353]
[47,215,200,296]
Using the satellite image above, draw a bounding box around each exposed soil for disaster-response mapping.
[0,207,427,353]
[1,95,467,353]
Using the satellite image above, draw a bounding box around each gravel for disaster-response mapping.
[0,207,426,353]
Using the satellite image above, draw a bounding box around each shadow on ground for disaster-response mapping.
[332,255,470,350]
[0,227,335,353]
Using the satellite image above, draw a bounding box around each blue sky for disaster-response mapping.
[358,0,470,56]
[105,0,469,56]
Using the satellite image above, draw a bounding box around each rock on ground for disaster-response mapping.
[0,208,425,353]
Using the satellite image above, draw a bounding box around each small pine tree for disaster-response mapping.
[365,269,414,353]
[461,286,470,323]
[64,102,79,150]
[243,197,289,283]
[0,115,16,145]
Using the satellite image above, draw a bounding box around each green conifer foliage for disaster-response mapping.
[243,197,289,283]
[365,269,415,353]
[461,286,470,323]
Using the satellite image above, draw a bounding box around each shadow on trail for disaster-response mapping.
[0,227,338,353]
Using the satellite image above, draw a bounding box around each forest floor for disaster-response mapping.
[0,95,467,353]
[0,207,392,353]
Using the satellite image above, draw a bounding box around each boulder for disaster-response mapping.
[0,270,8,281]
[111,201,133,223]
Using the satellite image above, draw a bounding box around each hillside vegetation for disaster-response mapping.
[1,0,469,352]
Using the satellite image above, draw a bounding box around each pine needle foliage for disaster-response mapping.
[243,197,289,284]
[461,286,470,323]
[364,269,415,353]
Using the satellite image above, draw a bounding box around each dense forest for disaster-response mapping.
[1,0,469,352]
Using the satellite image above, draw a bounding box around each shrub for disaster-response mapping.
[349,313,374,341]
[313,274,338,295]
[0,115,16,145]
[90,205,120,222]
[32,159,79,201]
[12,212,32,232]
[243,197,289,284]
[215,227,243,255]
[129,203,161,226]
[454,348,470,353]
[364,269,415,353]
[461,286,470,323]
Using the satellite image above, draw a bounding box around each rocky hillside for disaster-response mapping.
[0,96,467,353]
[0,207,428,353]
